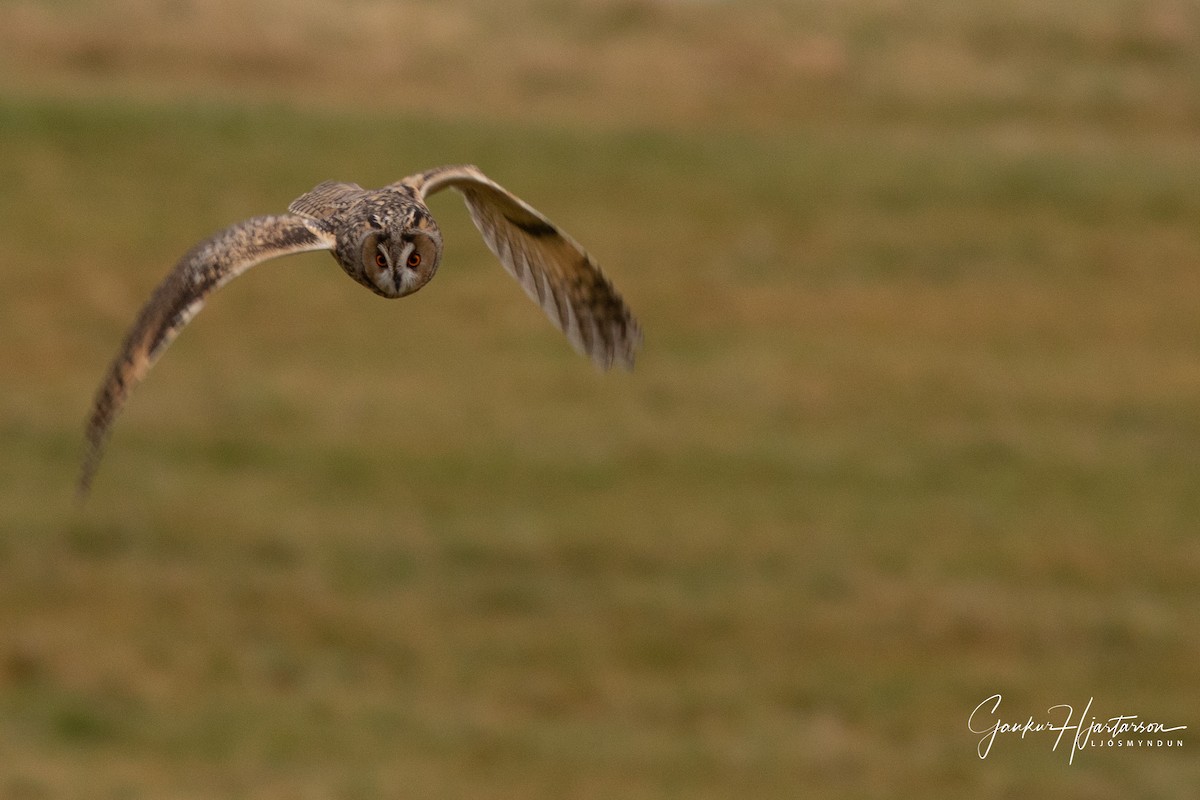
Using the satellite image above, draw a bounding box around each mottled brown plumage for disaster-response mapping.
[80,165,642,495]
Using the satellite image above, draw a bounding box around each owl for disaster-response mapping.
[80,165,642,495]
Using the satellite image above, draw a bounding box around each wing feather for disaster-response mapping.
[397,165,642,370]
[287,180,364,221]
[79,214,335,496]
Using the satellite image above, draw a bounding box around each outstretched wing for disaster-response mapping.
[397,165,642,370]
[79,214,335,496]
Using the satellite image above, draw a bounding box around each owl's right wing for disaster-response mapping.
[80,214,335,496]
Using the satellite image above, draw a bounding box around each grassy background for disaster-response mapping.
[1,0,1198,797]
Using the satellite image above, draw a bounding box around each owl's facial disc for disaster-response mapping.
[355,228,440,298]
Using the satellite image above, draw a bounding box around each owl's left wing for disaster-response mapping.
[397,165,642,370]
[80,214,335,496]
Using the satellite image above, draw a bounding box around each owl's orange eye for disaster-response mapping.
[407,252,422,268]
[374,252,388,269]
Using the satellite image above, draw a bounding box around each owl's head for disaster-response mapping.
[339,211,442,298]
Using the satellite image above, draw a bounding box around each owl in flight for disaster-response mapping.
[80,165,642,495]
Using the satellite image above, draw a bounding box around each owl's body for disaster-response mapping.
[80,165,641,494]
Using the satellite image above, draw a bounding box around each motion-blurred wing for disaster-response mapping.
[399,165,642,370]
[80,214,335,496]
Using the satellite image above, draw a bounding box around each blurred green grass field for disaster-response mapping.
[1,1,1198,797]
